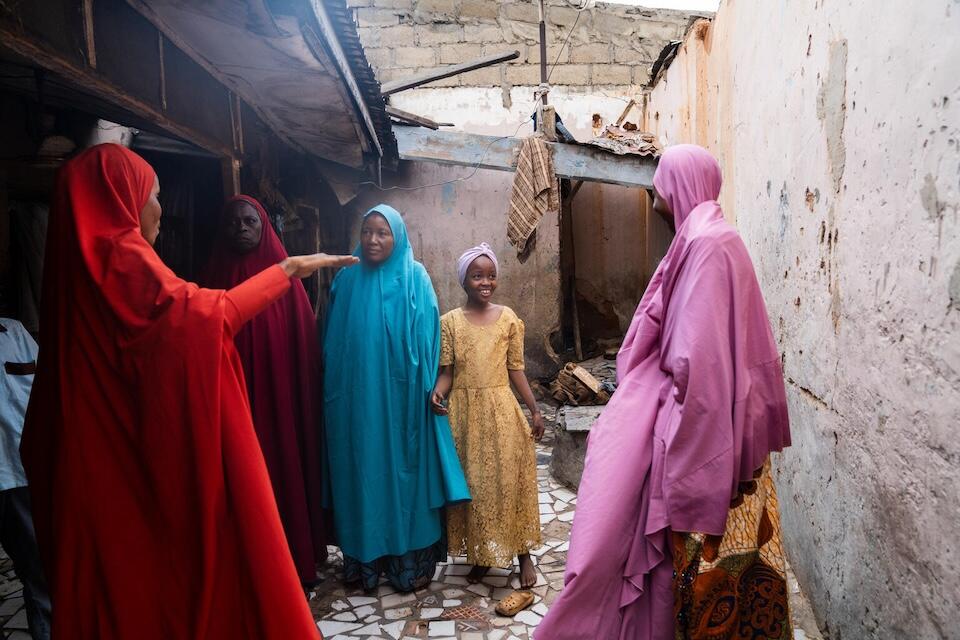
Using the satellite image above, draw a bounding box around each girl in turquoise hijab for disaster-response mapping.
[323,204,470,592]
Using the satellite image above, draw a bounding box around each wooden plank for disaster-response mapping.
[380,50,520,96]
[385,106,442,130]
[394,128,657,189]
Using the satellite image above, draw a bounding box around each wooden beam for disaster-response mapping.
[386,106,446,130]
[0,24,235,158]
[394,128,657,189]
[81,0,97,68]
[569,179,584,200]
[380,50,520,96]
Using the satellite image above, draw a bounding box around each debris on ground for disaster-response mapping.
[548,361,612,406]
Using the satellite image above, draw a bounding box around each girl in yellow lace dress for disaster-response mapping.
[431,243,544,591]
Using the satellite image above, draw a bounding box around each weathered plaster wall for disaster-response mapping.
[645,3,960,638]
[348,162,561,377]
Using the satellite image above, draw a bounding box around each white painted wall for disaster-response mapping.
[645,2,960,638]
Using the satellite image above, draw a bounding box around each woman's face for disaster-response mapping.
[223,201,263,254]
[139,176,162,246]
[361,213,395,265]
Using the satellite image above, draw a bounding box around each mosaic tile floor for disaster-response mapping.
[309,421,569,640]
[0,403,821,639]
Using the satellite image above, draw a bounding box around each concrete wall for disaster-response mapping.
[350,0,701,92]
[644,3,960,638]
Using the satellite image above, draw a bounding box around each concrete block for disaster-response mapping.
[502,20,541,44]
[568,42,612,64]
[439,43,483,64]
[356,26,382,47]
[416,23,464,45]
[460,0,500,20]
[378,24,417,46]
[592,11,638,36]
[549,406,603,489]
[373,0,413,7]
[363,47,392,69]
[347,0,373,7]
[547,5,585,28]
[505,63,541,85]
[356,7,401,26]
[632,66,651,85]
[394,46,438,68]
[612,43,647,65]
[502,2,539,24]
[464,23,507,44]
[635,19,685,41]
[528,43,566,65]
[461,64,503,86]
[593,63,632,86]
[414,0,458,14]
[548,63,591,85]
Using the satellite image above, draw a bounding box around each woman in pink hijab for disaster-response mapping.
[536,145,792,640]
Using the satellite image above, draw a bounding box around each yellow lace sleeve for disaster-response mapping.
[507,312,525,371]
[440,312,455,367]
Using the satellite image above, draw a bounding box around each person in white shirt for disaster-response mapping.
[0,318,50,640]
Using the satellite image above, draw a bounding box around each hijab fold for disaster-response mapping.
[537,144,790,640]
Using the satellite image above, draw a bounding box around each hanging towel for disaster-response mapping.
[506,136,559,255]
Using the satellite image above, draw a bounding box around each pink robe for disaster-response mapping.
[536,145,790,640]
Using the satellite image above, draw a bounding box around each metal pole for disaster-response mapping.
[538,0,548,105]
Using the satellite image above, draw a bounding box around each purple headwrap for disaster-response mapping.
[457,242,499,287]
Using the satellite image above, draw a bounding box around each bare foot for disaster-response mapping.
[467,565,490,584]
[518,554,536,589]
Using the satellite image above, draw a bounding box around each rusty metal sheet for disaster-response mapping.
[127,0,370,168]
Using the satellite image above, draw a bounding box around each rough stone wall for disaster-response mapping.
[349,0,699,90]
[644,2,960,638]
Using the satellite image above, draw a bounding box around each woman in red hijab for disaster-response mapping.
[20,143,356,639]
[200,195,329,587]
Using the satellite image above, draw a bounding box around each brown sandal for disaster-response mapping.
[495,589,535,617]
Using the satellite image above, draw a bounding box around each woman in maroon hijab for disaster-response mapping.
[201,195,329,586]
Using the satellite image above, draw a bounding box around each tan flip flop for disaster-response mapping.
[495,589,535,617]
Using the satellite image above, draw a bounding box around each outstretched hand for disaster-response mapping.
[281,253,358,278]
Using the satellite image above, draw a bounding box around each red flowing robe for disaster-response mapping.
[20,144,320,639]
[200,195,329,584]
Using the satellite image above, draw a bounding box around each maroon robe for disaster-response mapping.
[201,195,328,583]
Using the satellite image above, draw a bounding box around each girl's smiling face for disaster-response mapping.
[464,255,497,304]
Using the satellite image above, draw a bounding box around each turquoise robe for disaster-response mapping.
[323,205,469,565]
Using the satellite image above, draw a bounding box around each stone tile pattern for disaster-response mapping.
[347,0,710,89]
[0,404,820,639]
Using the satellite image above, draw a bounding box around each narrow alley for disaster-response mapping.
[0,1,958,639]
